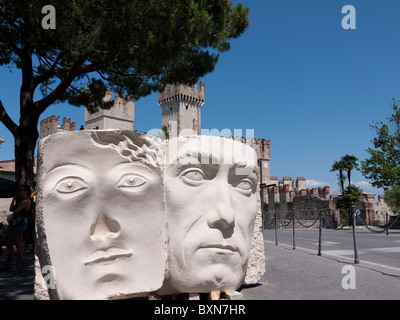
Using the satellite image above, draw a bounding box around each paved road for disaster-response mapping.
[263,228,400,272]
[241,240,400,300]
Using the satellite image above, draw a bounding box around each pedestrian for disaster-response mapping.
[1,185,32,271]
[23,186,36,252]
[0,222,3,256]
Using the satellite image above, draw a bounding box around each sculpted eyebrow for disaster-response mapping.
[231,160,260,177]
[46,163,91,174]
[177,150,220,165]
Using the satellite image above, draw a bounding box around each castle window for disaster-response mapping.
[186,105,189,110]
[170,107,172,111]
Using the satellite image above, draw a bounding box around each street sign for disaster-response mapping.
[356,209,361,216]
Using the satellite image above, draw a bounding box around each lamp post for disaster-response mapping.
[351,203,359,264]
[318,206,323,256]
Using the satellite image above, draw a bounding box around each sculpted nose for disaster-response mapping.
[90,212,121,242]
[206,183,235,237]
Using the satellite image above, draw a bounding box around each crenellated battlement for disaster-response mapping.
[102,90,135,108]
[159,82,205,106]
[227,136,271,160]
[262,179,331,208]
[40,115,76,139]
[251,138,271,160]
[263,184,330,197]
[61,117,76,131]
[266,176,307,191]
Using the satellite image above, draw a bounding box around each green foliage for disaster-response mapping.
[384,185,400,211]
[341,154,359,187]
[334,185,363,225]
[161,125,169,140]
[0,0,250,111]
[335,185,363,210]
[361,99,400,189]
[330,160,347,194]
[0,0,250,185]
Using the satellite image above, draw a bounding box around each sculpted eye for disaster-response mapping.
[117,174,147,190]
[180,168,205,186]
[233,179,253,195]
[236,180,252,190]
[55,177,88,194]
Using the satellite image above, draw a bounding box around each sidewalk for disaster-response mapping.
[1,241,399,300]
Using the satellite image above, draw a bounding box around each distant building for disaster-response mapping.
[40,115,76,139]
[158,82,205,136]
[85,91,135,131]
[0,158,37,197]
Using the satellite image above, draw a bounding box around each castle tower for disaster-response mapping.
[158,82,205,136]
[252,138,271,184]
[85,91,135,131]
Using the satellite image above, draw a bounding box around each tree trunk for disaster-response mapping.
[339,169,345,194]
[348,170,351,188]
[15,45,39,188]
[14,100,39,187]
[14,125,38,187]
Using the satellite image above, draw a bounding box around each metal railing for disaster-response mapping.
[263,204,400,264]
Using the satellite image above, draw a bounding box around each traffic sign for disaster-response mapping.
[356,209,361,216]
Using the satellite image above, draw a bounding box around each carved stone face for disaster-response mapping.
[164,136,259,293]
[37,130,166,300]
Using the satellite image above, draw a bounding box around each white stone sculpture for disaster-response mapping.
[35,130,166,300]
[161,135,259,294]
[35,131,260,299]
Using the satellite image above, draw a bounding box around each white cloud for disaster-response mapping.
[306,179,330,188]
[306,179,342,194]
[354,181,384,195]
[354,181,372,189]
[306,179,385,195]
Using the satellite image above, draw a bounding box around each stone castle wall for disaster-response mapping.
[262,184,395,229]
[40,116,76,139]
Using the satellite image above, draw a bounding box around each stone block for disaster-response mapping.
[35,132,262,299]
[35,130,166,299]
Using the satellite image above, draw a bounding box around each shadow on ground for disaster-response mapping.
[0,248,34,300]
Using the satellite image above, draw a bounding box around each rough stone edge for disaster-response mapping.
[244,185,266,285]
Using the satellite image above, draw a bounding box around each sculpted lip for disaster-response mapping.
[85,249,132,266]
[200,244,237,252]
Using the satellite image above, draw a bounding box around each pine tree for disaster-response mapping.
[0,0,250,186]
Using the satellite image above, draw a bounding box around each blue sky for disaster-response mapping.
[1,0,399,195]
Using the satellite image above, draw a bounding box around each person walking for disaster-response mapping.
[1,185,32,271]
